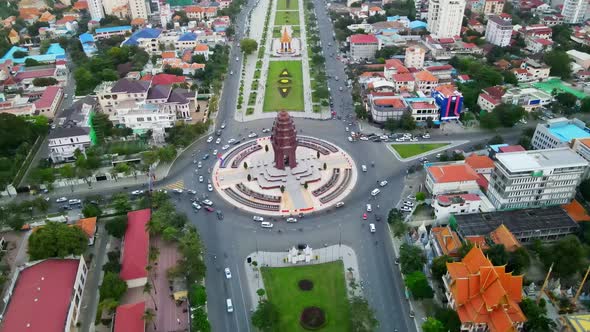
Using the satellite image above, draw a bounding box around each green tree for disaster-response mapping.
[541,235,585,277]
[399,243,426,274]
[100,272,127,301]
[240,38,259,55]
[112,193,131,214]
[91,112,114,143]
[31,196,50,214]
[189,284,207,307]
[157,145,177,162]
[544,50,572,79]
[82,203,102,217]
[251,300,280,332]
[434,306,461,332]
[493,104,526,127]
[484,244,509,266]
[581,97,590,112]
[405,271,434,299]
[191,307,211,332]
[400,111,416,130]
[32,77,59,87]
[349,295,379,331]
[142,309,157,331]
[479,111,501,129]
[520,298,556,332]
[431,255,453,280]
[580,178,590,201]
[507,247,530,274]
[105,216,127,238]
[28,222,88,260]
[415,192,426,201]
[555,92,577,108]
[422,317,445,332]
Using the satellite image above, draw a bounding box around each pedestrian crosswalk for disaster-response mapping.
[160,180,184,191]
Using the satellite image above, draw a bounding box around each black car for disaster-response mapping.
[216,211,224,220]
[374,215,382,222]
[216,129,222,136]
[233,139,241,145]
[202,154,210,160]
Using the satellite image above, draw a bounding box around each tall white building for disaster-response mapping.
[129,0,149,19]
[561,0,587,24]
[87,0,105,21]
[485,15,512,47]
[404,46,426,69]
[427,0,466,38]
[487,148,588,210]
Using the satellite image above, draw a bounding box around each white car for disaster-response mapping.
[369,223,376,233]
[236,56,239,61]
[222,144,230,150]
[199,175,204,183]
[56,197,67,203]
[253,216,264,222]
[202,199,213,206]
[380,135,388,140]
[208,184,213,192]
[366,204,372,212]
[131,190,144,195]
[215,138,222,144]
[404,201,414,207]
[410,138,419,142]
[173,189,184,194]
[207,136,214,143]
[400,206,412,212]
[248,132,258,138]
[345,127,349,132]
[213,149,218,155]
[188,190,197,195]
[227,138,236,144]
[261,222,274,228]
[395,138,405,142]
[348,136,353,142]
[422,133,430,139]
[224,267,232,279]
[407,194,416,200]
[361,165,367,172]
[360,136,369,141]
[192,202,201,210]
[286,217,298,223]
[336,201,344,208]
[68,199,82,205]
[262,128,270,133]
[379,180,388,187]
[197,161,202,168]
[221,122,226,129]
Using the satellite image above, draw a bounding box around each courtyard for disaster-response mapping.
[261,261,350,332]
[390,143,450,159]
[263,60,305,112]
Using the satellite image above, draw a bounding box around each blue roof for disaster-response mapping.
[95,25,132,34]
[79,33,95,44]
[410,20,428,29]
[122,28,162,46]
[489,144,509,152]
[0,44,65,64]
[548,123,590,142]
[178,32,197,41]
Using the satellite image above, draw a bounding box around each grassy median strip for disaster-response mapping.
[261,261,350,331]
[391,143,449,159]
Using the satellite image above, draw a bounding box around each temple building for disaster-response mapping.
[272,25,301,57]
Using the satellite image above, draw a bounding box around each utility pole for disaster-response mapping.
[537,263,553,305]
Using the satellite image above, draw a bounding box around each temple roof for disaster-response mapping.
[280,27,292,43]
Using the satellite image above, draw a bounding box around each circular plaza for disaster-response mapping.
[212,112,357,216]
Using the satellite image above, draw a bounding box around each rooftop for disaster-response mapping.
[34,86,61,109]
[495,147,588,172]
[454,206,579,240]
[120,209,150,281]
[431,226,462,256]
[465,154,495,169]
[111,78,151,94]
[48,126,89,139]
[350,34,378,44]
[0,258,81,332]
[427,163,480,183]
[113,302,145,332]
[545,118,590,142]
[95,25,132,34]
[489,224,521,252]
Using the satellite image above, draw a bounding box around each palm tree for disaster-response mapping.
[149,246,160,264]
[143,281,158,310]
[142,309,157,330]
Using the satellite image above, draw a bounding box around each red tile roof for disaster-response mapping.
[427,64,453,72]
[490,224,521,252]
[113,302,145,332]
[151,73,186,86]
[498,145,525,153]
[15,68,56,80]
[414,70,438,82]
[350,34,378,44]
[431,226,462,256]
[437,193,481,204]
[410,101,437,109]
[75,217,97,238]
[0,259,80,332]
[479,93,500,106]
[73,1,88,10]
[483,86,505,98]
[427,164,480,183]
[534,38,553,46]
[120,209,150,281]
[465,154,495,170]
[374,98,405,108]
[34,86,61,109]
[393,73,415,82]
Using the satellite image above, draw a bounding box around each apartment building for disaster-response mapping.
[561,0,587,24]
[485,15,512,47]
[129,0,148,19]
[404,46,426,69]
[349,34,379,60]
[487,148,588,210]
[48,127,91,163]
[531,118,590,150]
[427,0,466,38]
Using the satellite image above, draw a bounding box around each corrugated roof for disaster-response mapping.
[120,209,150,281]
[113,302,145,332]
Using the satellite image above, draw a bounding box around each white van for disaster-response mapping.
[369,223,376,233]
[226,299,234,312]
[371,188,380,196]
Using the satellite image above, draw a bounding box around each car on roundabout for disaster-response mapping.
[362,213,367,220]
[202,199,213,206]
[253,216,264,222]
[204,206,215,212]
[286,217,298,223]
[261,222,274,228]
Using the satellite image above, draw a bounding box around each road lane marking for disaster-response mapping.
[235,263,251,332]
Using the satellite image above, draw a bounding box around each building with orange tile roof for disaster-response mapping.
[464,154,495,174]
[443,246,526,332]
[161,51,177,59]
[38,11,56,23]
[414,70,439,95]
[8,29,19,45]
[562,199,590,222]
[194,43,210,61]
[75,217,97,245]
[426,163,481,195]
[489,224,521,252]
[73,1,88,10]
[430,226,463,257]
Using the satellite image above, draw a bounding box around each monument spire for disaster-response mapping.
[271,111,298,170]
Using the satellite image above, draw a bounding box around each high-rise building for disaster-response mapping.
[87,0,105,20]
[129,0,148,19]
[427,0,466,38]
[561,0,587,24]
[487,148,588,210]
[485,15,512,47]
[404,46,426,69]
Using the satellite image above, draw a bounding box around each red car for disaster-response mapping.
[362,213,367,220]
[204,206,215,212]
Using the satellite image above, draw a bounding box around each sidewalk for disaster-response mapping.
[242,245,361,309]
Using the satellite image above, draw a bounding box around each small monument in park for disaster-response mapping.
[272,26,301,57]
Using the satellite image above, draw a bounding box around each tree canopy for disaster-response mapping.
[100,272,128,301]
[349,295,379,331]
[422,317,446,332]
[520,298,556,332]
[544,50,572,79]
[251,300,280,332]
[28,222,88,260]
[405,271,434,299]
[240,38,258,55]
[399,243,426,274]
[105,216,128,238]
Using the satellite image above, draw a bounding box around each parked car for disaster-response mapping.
[400,206,412,212]
[207,136,214,143]
[56,197,67,203]
[68,199,82,205]
[188,190,197,195]
[131,190,143,195]
[215,138,222,144]
[366,204,372,212]
[362,213,367,220]
[199,176,204,183]
[192,202,201,210]
[404,201,414,207]
[227,138,236,144]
